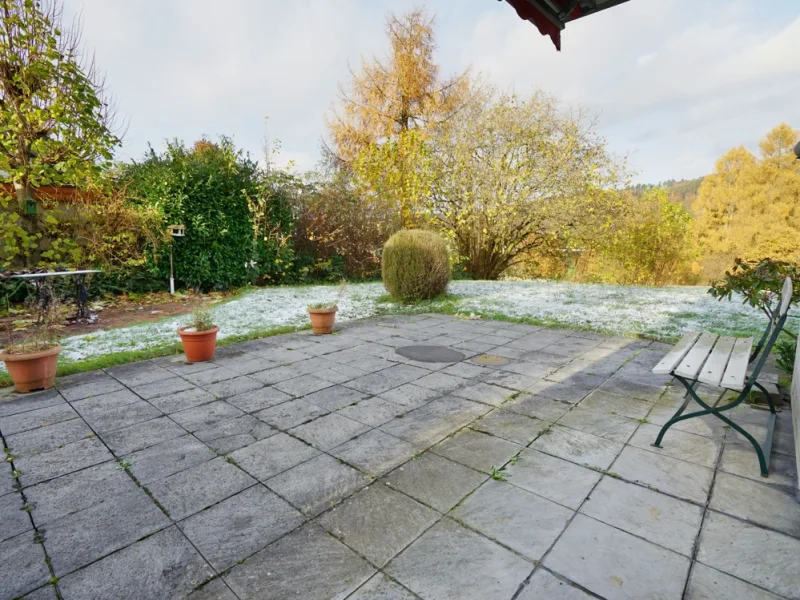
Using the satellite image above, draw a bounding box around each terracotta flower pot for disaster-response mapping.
[307,307,337,334]
[0,345,62,393]
[177,325,219,362]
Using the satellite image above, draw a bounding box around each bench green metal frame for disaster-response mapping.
[652,278,793,477]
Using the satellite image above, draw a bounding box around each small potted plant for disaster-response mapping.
[307,281,346,335]
[177,309,219,362]
[1,290,66,393]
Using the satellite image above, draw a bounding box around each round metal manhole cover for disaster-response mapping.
[395,345,465,363]
[472,354,510,366]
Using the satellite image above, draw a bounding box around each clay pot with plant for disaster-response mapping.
[1,286,67,393]
[307,281,347,335]
[177,309,219,362]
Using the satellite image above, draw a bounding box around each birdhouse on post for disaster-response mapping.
[168,224,186,237]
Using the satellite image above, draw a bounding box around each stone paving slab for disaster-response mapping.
[0,314,797,599]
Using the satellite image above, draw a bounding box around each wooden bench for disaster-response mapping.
[652,277,793,477]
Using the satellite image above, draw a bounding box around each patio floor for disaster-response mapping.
[1,314,798,600]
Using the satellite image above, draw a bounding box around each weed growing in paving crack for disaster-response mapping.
[490,466,508,481]
[117,460,133,471]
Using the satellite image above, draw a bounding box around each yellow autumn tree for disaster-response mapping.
[326,8,472,226]
[694,123,800,281]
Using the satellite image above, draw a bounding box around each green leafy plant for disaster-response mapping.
[709,258,799,334]
[2,285,68,354]
[382,229,451,302]
[188,309,215,332]
[775,337,796,373]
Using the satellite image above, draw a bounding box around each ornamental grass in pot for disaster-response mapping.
[177,309,219,362]
[1,292,67,393]
[307,282,347,335]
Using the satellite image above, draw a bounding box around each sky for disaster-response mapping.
[63,0,800,183]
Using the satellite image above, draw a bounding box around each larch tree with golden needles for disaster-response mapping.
[326,8,472,227]
[693,123,800,280]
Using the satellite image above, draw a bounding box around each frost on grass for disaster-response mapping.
[28,280,775,366]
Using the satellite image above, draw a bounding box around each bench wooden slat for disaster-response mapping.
[652,332,700,375]
[674,332,718,380]
[721,337,754,391]
[697,336,736,387]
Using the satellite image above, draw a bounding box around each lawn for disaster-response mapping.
[37,279,784,368]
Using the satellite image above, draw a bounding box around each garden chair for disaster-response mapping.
[651,277,793,476]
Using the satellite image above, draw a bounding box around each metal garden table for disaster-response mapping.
[11,269,102,320]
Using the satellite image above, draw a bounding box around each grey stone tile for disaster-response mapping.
[504,448,601,510]
[224,523,374,600]
[156,354,220,376]
[249,365,307,385]
[59,375,125,402]
[19,583,58,600]
[226,386,292,413]
[517,569,595,600]
[147,388,216,414]
[718,443,797,487]
[255,398,326,429]
[556,405,640,443]
[250,348,313,363]
[414,372,467,393]
[186,578,239,600]
[599,377,665,402]
[685,563,784,600]
[45,488,170,575]
[204,375,263,399]
[228,433,319,481]
[273,374,333,397]
[380,396,489,449]
[526,380,592,404]
[103,415,187,455]
[149,457,255,520]
[130,376,196,400]
[212,352,274,375]
[506,393,572,421]
[332,430,417,477]
[126,435,216,484]
[0,402,79,436]
[106,361,173,387]
[267,453,371,516]
[383,452,487,513]
[581,476,703,556]
[183,366,241,387]
[57,526,214,600]
[180,485,303,571]
[314,364,367,385]
[82,398,163,435]
[379,383,440,408]
[348,573,418,600]
[346,365,429,395]
[338,397,403,427]
[697,511,800,599]
[70,387,140,414]
[453,479,573,560]
[710,472,800,537]
[5,417,92,458]
[580,389,652,419]
[303,385,368,412]
[193,414,276,448]
[0,491,31,542]
[289,413,370,450]
[0,388,64,417]
[611,446,713,504]
[440,362,493,380]
[545,514,690,600]
[23,461,140,525]
[630,423,721,468]
[319,483,439,567]
[385,518,531,600]
[0,532,50,599]
[15,437,113,487]
[0,461,14,498]
[432,429,521,474]
[170,401,244,432]
[470,408,550,445]
[531,425,623,470]
[451,382,514,406]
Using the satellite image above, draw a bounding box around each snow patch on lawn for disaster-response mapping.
[33,280,781,365]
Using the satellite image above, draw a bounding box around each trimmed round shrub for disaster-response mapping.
[382,229,451,301]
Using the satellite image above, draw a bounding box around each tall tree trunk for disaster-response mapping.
[14,178,39,268]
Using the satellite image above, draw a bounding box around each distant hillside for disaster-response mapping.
[631,177,705,212]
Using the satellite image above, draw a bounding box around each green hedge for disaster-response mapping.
[382,229,451,301]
